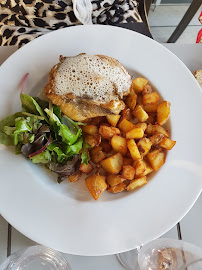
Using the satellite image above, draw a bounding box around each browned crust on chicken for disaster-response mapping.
[44,55,131,121]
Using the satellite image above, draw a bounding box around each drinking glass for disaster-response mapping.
[117,238,202,270]
[0,245,71,270]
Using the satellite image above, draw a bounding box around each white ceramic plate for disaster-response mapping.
[0,25,202,256]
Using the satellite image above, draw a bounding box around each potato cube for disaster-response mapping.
[85,134,101,148]
[99,125,120,140]
[80,163,94,174]
[122,165,136,180]
[111,135,127,156]
[126,176,147,191]
[82,125,98,135]
[123,158,133,166]
[133,159,146,176]
[155,125,170,137]
[143,103,158,113]
[90,146,106,163]
[118,118,134,133]
[106,114,121,127]
[134,122,147,132]
[68,171,82,183]
[86,173,107,200]
[129,85,135,96]
[150,134,164,145]
[143,92,159,105]
[108,183,126,193]
[133,105,149,122]
[157,101,171,126]
[100,153,123,174]
[100,140,112,153]
[121,108,131,120]
[107,174,125,186]
[145,124,169,137]
[132,78,148,93]
[142,85,152,95]
[137,138,152,157]
[159,137,176,150]
[126,94,137,110]
[142,160,153,176]
[127,139,141,161]
[126,127,144,139]
[147,148,166,171]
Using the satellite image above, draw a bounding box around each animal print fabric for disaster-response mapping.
[0,0,142,47]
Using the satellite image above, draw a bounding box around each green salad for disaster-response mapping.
[0,92,90,182]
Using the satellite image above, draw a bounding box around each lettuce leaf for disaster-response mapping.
[47,142,67,164]
[29,150,51,164]
[64,137,83,157]
[81,141,90,165]
[13,117,32,145]
[20,94,48,123]
[59,124,82,146]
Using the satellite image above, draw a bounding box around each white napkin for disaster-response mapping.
[72,0,93,25]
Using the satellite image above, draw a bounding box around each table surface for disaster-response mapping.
[0,44,202,270]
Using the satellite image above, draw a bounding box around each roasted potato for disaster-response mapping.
[107,174,125,186]
[90,146,106,163]
[126,176,147,191]
[99,125,120,140]
[132,78,148,93]
[86,173,107,200]
[150,134,164,145]
[143,92,159,104]
[147,148,166,171]
[143,103,158,113]
[126,94,137,110]
[143,92,159,113]
[106,114,121,127]
[127,139,141,161]
[142,84,152,95]
[157,101,171,126]
[84,134,101,147]
[133,159,146,176]
[134,122,147,132]
[142,160,153,176]
[68,171,82,183]
[118,118,134,133]
[126,127,144,139]
[108,183,126,193]
[137,138,152,157]
[123,157,133,166]
[133,105,149,122]
[121,108,131,120]
[100,152,123,174]
[111,135,127,156]
[159,137,176,150]
[100,140,112,153]
[122,165,136,180]
[145,124,169,137]
[80,163,94,174]
[82,125,98,135]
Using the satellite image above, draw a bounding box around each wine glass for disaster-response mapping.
[117,238,202,270]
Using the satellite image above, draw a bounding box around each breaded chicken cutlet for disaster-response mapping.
[44,54,132,122]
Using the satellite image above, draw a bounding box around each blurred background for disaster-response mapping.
[147,0,202,43]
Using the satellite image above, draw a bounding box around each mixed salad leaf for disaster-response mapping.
[0,93,90,182]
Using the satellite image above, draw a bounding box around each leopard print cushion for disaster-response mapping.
[0,0,142,47]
